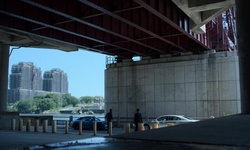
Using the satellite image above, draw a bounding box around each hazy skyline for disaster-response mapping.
[8,47,107,98]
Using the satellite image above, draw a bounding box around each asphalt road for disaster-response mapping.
[0,126,125,149]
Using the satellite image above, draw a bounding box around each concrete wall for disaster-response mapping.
[105,51,240,122]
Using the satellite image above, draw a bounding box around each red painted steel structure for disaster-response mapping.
[0,0,231,59]
[206,6,237,52]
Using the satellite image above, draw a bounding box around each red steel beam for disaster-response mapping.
[21,0,166,56]
[79,0,187,52]
[133,0,209,52]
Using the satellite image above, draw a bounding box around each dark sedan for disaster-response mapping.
[69,116,108,130]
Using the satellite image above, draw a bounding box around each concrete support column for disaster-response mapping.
[237,1,250,114]
[0,45,9,112]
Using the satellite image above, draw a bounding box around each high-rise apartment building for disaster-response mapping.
[9,62,42,90]
[8,63,68,103]
[43,69,68,94]
[8,62,43,103]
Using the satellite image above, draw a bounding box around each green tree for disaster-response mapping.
[16,98,37,113]
[44,94,62,108]
[79,96,94,104]
[37,98,56,112]
[62,94,79,107]
[93,96,103,103]
[15,93,63,113]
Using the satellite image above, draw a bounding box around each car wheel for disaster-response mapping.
[73,123,79,130]
[144,124,150,130]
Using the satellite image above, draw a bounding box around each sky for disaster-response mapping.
[8,47,107,98]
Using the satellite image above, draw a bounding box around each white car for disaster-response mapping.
[144,115,199,130]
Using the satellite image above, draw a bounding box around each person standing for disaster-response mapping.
[105,109,113,133]
[134,108,143,131]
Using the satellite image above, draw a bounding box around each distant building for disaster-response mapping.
[43,68,68,93]
[8,62,43,103]
[9,62,42,90]
[8,63,68,103]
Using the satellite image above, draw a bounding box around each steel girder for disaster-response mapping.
[0,0,210,59]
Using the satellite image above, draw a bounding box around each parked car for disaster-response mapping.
[144,115,199,130]
[69,116,108,130]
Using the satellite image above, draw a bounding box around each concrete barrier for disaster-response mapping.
[124,123,130,133]
[167,123,175,127]
[0,111,19,130]
[152,122,158,129]
[138,123,144,131]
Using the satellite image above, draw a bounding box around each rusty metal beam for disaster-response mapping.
[0,9,139,57]
[0,0,212,57]
[79,0,187,52]
[133,0,209,51]
[21,0,165,55]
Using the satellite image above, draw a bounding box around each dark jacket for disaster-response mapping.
[134,112,143,124]
[105,112,113,122]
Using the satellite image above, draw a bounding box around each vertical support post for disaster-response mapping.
[0,44,9,112]
[167,123,174,127]
[109,122,112,136]
[138,123,144,131]
[18,118,23,131]
[65,120,69,134]
[93,121,97,136]
[43,120,48,133]
[26,119,31,131]
[237,0,250,114]
[79,121,82,135]
[52,120,57,133]
[124,123,130,133]
[34,119,39,132]
[152,122,158,129]
[11,119,15,130]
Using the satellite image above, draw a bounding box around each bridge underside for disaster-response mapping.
[0,0,234,59]
[0,0,238,113]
